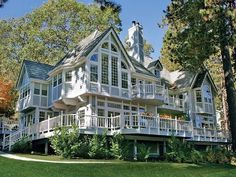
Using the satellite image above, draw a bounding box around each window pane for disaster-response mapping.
[58,73,62,85]
[111,56,118,86]
[41,84,47,96]
[111,44,117,52]
[90,54,98,62]
[101,53,109,84]
[34,83,40,95]
[196,90,202,102]
[53,76,57,87]
[121,61,127,69]
[65,71,72,82]
[102,42,109,49]
[90,65,98,82]
[98,109,105,117]
[122,72,128,89]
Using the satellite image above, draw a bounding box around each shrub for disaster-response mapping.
[88,130,110,159]
[50,125,81,159]
[190,149,203,164]
[110,133,133,160]
[11,137,32,153]
[137,143,150,162]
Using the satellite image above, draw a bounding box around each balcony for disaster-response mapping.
[132,84,165,104]
[192,128,228,143]
[195,102,214,114]
[158,96,184,112]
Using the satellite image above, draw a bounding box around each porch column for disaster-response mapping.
[134,139,137,160]
[163,141,167,154]
[45,140,48,155]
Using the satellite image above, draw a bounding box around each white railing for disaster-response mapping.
[193,128,228,142]
[3,113,229,151]
[132,84,165,100]
[160,97,184,111]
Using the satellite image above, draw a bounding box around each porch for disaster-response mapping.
[3,113,229,151]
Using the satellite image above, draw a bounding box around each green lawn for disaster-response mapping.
[0,156,236,177]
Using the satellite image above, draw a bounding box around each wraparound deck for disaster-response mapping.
[3,114,229,150]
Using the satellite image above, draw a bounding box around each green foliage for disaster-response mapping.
[50,125,81,159]
[110,133,133,160]
[137,143,150,162]
[11,137,32,153]
[0,0,122,82]
[88,130,110,159]
[190,149,203,164]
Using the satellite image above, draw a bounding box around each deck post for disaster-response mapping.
[60,111,63,126]
[163,141,166,154]
[9,131,12,151]
[157,114,160,135]
[175,117,177,135]
[48,115,50,133]
[2,125,5,149]
[45,140,48,155]
[134,139,137,160]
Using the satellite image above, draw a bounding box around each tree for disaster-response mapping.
[0,80,15,115]
[162,0,236,150]
[0,0,122,81]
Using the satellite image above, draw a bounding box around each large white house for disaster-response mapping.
[3,22,229,156]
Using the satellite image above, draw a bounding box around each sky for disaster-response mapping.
[0,0,171,59]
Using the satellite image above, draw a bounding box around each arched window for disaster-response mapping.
[121,61,127,69]
[111,43,118,52]
[101,42,109,49]
[90,54,98,62]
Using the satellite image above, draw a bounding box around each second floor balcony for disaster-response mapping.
[132,84,165,104]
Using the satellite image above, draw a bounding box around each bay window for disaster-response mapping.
[122,72,128,89]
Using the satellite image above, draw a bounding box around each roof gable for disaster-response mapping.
[147,60,163,70]
[24,60,53,80]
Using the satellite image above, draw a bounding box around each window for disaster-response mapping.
[121,61,127,69]
[41,84,47,96]
[90,54,98,62]
[98,109,105,117]
[131,78,136,86]
[90,65,98,82]
[102,42,109,49]
[58,73,62,85]
[111,44,118,52]
[123,105,130,110]
[154,69,160,78]
[39,111,46,122]
[122,72,128,89]
[34,83,40,95]
[53,76,57,87]
[111,56,118,86]
[65,71,72,82]
[101,53,109,84]
[196,90,202,102]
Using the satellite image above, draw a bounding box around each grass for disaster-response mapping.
[15,153,123,162]
[0,156,236,177]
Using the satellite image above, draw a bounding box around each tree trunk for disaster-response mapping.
[221,45,236,151]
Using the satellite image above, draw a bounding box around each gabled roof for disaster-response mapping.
[130,57,156,77]
[54,27,112,68]
[147,59,163,70]
[24,60,54,80]
[192,70,207,88]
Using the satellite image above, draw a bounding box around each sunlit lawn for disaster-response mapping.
[0,155,236,177]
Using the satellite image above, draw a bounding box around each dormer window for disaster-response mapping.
[102,42,109,49]
[111,44,118,52]
[121,61,127,69]
[90,54,98,62]
[195,90,202,102]
[154,69,160,78]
